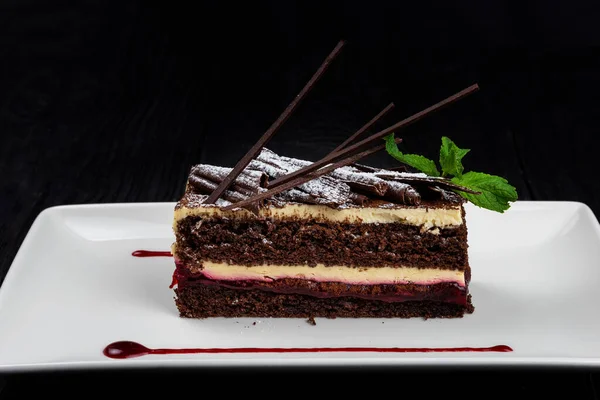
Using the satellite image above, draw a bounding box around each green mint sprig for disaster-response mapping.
[383,134,441,177]
[383,134,518,213]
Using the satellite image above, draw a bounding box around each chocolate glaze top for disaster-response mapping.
[178,148,467,210]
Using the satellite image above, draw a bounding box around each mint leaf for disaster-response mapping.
[452,171,518,213]
[384,134,440,177]
[439,136,470,178]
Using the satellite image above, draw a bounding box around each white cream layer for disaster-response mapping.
[174,203,463,228]
[199,261,466,287]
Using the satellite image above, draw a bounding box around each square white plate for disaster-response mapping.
[1,201,599,371]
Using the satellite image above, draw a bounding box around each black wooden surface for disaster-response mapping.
[1,1,600,397]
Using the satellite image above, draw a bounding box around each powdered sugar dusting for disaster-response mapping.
[331,166,389,187]
[191,164,266,190]
[374,170,432,179]
[248,160,284,177]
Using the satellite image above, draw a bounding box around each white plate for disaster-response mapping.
[0,201,599,371]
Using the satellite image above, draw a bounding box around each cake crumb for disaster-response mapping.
[306,316,316,326]
[252,321,256,326]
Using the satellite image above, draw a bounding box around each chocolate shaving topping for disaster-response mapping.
[247,159,287,178]
[428,186,464,202]
[191,164,268,191]
[383,181,421,205]
[349,192,369,206]
[374,171,480,195]
[254,149,352,208]
[328,166,388,196]
[188,175,244,202]
[184,148,466,210]
[345,180,388,197]
[189,175,255,199]
[276,188,320,205]
[188,165,268,213]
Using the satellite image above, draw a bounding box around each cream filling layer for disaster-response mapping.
[199,262,466,287]
[174,203,463,228]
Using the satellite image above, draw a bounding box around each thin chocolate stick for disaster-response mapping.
[204,40,346,204]
[221,138,402,211]
[268,83,479,189]
[327,102,395,156]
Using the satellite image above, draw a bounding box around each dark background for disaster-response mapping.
[2,0,600,397]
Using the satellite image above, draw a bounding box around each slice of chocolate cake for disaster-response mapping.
[171,148,474,320]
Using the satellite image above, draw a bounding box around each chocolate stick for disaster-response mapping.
[327,102,395,156]
[204,40,346,204]
[221,138,402,211]
[268,83,479,189]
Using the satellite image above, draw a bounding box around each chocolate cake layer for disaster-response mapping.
[174,216,468,270]
[174,284,474,319]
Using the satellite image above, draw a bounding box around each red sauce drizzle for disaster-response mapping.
[103,341,512,359]
[132,250,173,257]
[169,269,178,289]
